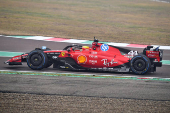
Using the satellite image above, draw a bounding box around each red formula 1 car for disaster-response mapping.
[4,38,163,75]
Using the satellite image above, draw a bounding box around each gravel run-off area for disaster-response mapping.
[0,92,170,113]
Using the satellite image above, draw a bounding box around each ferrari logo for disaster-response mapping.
[61,52,65,56]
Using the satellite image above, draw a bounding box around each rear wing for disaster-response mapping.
[143,46,163,62]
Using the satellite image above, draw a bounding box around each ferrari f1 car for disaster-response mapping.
[4,38,163,75]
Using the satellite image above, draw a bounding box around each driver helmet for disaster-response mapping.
[82,46,89,50]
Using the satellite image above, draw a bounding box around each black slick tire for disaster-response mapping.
[35,47,53,68]
[130,54,151,75]
[27,50,48,70]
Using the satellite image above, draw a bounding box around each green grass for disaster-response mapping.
[0,0,170,45]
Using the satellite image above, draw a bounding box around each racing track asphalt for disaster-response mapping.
[0,36,170,101]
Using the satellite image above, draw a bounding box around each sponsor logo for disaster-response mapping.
[89,60,97,64]
[101,44,109,51]
[91,51,97,54]
[13,57,21,60]
[125,55,133,58]
[61,52,65,56]
[101,59,117,66]
[77,55,87,64]
[147,51,159,54]
[52,56,58,59]
[148,54,159,57]
[89,55,98,59]
[47,52,60,54]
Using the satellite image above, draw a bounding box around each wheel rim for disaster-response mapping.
[133,59,146,71]
[30,54,43,66]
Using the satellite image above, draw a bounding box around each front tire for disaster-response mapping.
[35,47,53,68]
[130,54,151,75]
[27,50,48,70]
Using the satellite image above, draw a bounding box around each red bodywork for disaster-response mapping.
[49,42,130,68]
[4,39,163,74]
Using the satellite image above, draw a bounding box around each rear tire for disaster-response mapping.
[27,50,48,70]
[130,54,151,75]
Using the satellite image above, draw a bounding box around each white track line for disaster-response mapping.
[2,35,170,50]
[1,70,170,80]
